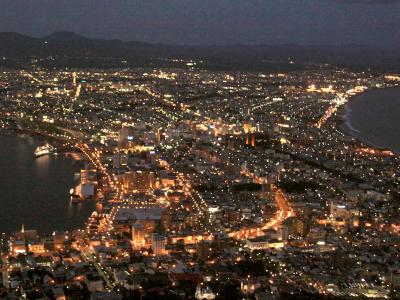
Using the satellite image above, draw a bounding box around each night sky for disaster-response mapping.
[0,0,399,46]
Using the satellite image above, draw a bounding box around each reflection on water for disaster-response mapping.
[67,199,85,215]
[0,134,95,233]
[36,155,50,178]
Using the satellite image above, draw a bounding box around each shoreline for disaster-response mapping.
[336,86,400,154]
[0,129,92,234]
[0,127,77,154]
[0,126,66,142]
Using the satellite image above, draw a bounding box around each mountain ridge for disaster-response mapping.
[0,31,399,71]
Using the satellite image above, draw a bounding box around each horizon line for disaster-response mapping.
[0,30,398,49]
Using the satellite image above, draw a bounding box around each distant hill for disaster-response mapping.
[0,31,399,71]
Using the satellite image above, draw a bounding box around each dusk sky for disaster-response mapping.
[0,0,399,46]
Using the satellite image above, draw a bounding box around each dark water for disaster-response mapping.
[0,134,95,233]
[343,87,400,153]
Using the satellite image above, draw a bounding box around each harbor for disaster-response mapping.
[0,134,95,233]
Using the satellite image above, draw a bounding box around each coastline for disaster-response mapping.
[336,86,400,154]
[0,126,64,143]
[0,129,93,234]
[0,126,76,154]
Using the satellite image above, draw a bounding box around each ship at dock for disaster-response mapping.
[34,143,56,158]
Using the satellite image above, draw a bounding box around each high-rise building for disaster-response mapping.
[118,127,135,143]
[161,211,171,231]
[132,223,145,249]
[196,240,211,261]
[113,153,129,169]
[151,233,166,256]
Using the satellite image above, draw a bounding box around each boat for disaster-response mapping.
[34,143,56,158]
[71,194,83,203]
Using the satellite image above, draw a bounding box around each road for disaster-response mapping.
[229,185,293,239]
[81,250,114,290]
[75,143,123,201]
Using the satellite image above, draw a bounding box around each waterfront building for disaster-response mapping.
[81,169,97,185]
